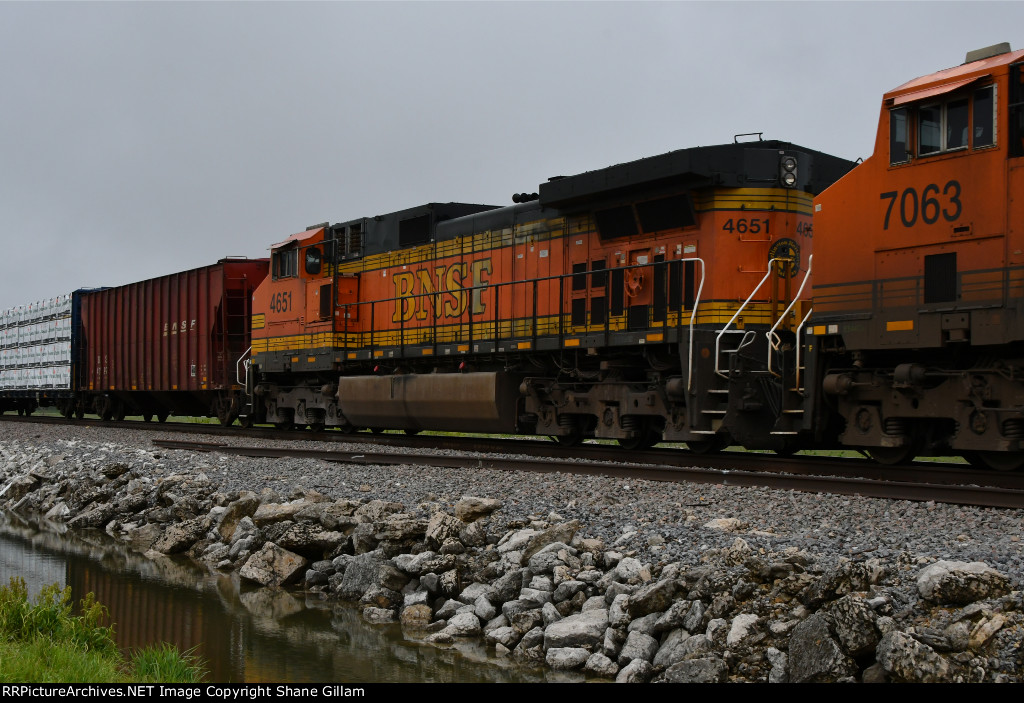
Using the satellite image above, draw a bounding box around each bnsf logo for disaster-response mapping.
[393,258,492,323]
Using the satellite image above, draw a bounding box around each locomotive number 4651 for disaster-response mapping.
[879,180,962,229]
[269,291,292,313]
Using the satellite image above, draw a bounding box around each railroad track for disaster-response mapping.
[6,413,1024,508]
[149,438,1024,510]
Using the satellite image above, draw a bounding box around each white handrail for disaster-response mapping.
[793,306,814,394]
[714,258,786,378]
[236,346,252,386]
[767,254,813,376]
[680,258,707,393]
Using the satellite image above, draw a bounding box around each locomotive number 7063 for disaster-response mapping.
[879,180,962,230]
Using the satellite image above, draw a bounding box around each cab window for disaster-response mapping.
[917,99,968,155]
[272,248,298,279]
[891,84,998,165]
[973,86,995,147]
[304,246,322,275]
[890,108,910,164]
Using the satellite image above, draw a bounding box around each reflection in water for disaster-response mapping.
[0,513,547,683]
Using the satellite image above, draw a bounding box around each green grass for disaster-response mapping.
[0,578,206,683]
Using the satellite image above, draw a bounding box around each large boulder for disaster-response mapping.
[876,630,957,683]
[820,594,879,658]
[917,561,1011,605]
[661,657,729,683]
[627,578,679,618]
[152,518,205,554]
[425,512,463,548]
[543,609,608,650]
[335,551,389,600]
[252,500,322,526]
[787,613,857,683]
[215,492,259,542]
[239,542,308,587]
[455,496,502,522]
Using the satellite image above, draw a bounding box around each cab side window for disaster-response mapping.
[1010,64,1024,157]
[890,108,910,164]
[973,85,995,148]
[891,83,998,165]
[272,248,298,279]
[304,246,322,276]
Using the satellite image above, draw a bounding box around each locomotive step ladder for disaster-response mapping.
[711,256,812,436]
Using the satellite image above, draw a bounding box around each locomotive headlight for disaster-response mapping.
[779,155,798,188]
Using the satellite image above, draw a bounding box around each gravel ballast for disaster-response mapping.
[1,420,1022,683]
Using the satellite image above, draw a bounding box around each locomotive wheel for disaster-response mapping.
[404,429,421,436]
[554,433,584,447]
[866,445,917,466]
[371,427,385,434]
[239,415,254,429]
[970,451,1024,472]
[618,431,659,451]
[309,423,326,433]
[274,421,294,431]
[687,436,727,455]
[774,440,799,457]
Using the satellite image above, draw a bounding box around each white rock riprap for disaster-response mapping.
[1,421,1023,682]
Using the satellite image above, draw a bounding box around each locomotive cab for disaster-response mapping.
[249,223,358,429]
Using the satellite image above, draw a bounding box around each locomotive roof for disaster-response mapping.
[270,227,323,250]
[886,43,1024,106]
[538,140,855,209]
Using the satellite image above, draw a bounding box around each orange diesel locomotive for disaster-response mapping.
[810,42,1024,470]
[247,141,855,450]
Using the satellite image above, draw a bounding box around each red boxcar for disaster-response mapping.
[78,258,269,424]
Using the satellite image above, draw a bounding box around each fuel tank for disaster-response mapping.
[336,371,521,434]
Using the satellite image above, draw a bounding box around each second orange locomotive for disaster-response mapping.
[248,140,854,450]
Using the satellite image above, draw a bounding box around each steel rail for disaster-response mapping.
[151,439,1024,509]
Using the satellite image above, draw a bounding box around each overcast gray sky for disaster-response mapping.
[1,1,1020,306]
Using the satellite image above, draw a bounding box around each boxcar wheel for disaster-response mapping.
[274,421,294,431]
[215,397,238,427]
[143,414,153,423]
[157,411,169,423]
